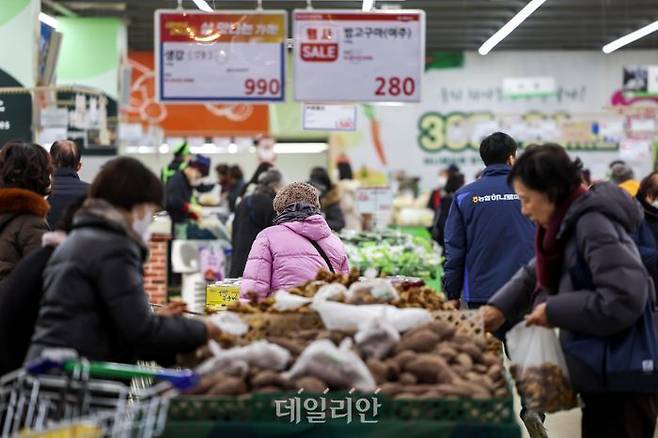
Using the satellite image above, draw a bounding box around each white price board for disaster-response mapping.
[356,187,393,214]
[155,10,286,103]
[303,104,357,131]
[293,10,425,103]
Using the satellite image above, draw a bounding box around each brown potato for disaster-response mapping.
[455,353,473,371]
[399,372,417,385]
[208,376,248,396]
[267,337,305,356]
[385,360,401,381]
[254,386,283,394]
[404,354,450,384]
[251,370,288,389]
[487,364,503,380]
[481,352,501,367]
[396,330,440,353]
[436,345,458,360]
[393,350,417,369]
[379,382,404,397]
[367,359,388,385]
[459,342,483,361]
[295,376,328,393]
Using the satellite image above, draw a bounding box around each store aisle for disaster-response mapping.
[513,390,580,438]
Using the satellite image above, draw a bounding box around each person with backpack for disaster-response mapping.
[240,182,349,299]
[0,141,52,282]
[481,144,657,438]
[229,169,283,278]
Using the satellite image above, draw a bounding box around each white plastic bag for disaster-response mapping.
[506,322,578,413]
[346,279,399,304]
[311,300,431,332]
[283,339,376,392]
[207,311,249,336]
[272,290,313,311]
[313,283,348,303]
[355,317,400,359]
[207,340,291,371]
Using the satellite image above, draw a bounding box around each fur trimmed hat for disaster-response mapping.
[273,182,320,214]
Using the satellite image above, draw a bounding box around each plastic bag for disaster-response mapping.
[355,317,400,359]
[272,290,313,311]
[283,339,376,392]
[311,300,431,332]
[207,311,249,336]
[346,279,399,305]
[506,322,578,413]
[313,283,348,303]
[207,340,291,371]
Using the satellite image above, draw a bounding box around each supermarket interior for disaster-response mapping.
[1,0,658,437]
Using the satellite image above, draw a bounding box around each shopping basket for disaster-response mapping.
[0,352,198,437]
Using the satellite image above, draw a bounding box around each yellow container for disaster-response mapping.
[206,279,240,312]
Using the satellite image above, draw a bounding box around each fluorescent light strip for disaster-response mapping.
[603,20,658,54]
[274,143,328,154]
[478,0,547,55]
[39,12,58,29]
[192,0,213,12]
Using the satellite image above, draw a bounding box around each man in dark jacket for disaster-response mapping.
[632,172,658,290]
[165,154,210,227]
[47,140,89,228]
[230,169,282,278]
[443,132,535,308]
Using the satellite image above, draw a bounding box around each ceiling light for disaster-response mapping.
[273,143,328,154]
[603,20,658,54]
[478,0,547,55]
[39,12,58,29]
[192,0,213,12]
[362,0,375,12]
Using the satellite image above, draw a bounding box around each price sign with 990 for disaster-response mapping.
[294,10,425,103]
[156,10,286,103]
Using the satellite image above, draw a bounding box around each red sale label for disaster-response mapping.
[300,43,339,62]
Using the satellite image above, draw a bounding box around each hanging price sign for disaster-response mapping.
[293,10,425,103]
[155,10,286,103]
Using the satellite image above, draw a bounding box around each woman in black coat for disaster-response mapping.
[28,158,221,364]
[230,169,282,278]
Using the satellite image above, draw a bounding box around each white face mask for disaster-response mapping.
[132,207,154,244]
[438,176,448,187]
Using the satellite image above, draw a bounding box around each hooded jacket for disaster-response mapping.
[490,183,652,392]
[0,188,50,282]
[443,164,535,303]
[240,215,349,298]
[28,199,207,364]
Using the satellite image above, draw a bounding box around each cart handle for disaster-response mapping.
[25,358,199,390]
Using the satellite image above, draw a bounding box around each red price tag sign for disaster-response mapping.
[155,10,286,103]
[293,10,425,103]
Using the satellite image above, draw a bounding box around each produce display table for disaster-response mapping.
[161,419,521,438]
[394,226,443,291]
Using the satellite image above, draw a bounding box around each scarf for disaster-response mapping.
[273,202,320,226]
[535,185,587,293]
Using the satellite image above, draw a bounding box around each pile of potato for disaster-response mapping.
[510,363,578,413]
[185,320,509,401]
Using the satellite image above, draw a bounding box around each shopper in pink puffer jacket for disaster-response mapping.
[240,182,349,298]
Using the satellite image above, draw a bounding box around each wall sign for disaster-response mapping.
[155,10,286,103]
[293,10,425,103]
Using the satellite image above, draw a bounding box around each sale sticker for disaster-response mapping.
[155,10,286,103]
[293,10,425,103]
[303,104,357,131]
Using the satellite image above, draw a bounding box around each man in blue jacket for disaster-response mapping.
[443,132,535,310]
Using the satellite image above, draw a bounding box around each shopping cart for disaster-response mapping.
[0,353,198,437]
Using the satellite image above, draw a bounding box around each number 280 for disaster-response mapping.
[375,77,415,97]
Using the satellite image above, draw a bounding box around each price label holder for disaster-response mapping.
[155,10,286,103]
[303,104,357,131]
[356,186,393,214]
[293,10,425,103]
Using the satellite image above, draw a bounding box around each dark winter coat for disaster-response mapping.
[0,243,55,375]
[321,187,346,233]
[443,164,535,303]
[431,194,454,248]
[165,170,193,225]
[489,183,652,392]
[230,185,276,278]
[632,195,658,290]
[28,199,207,364]
[47,168,89,228]
[0,188,50,282]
